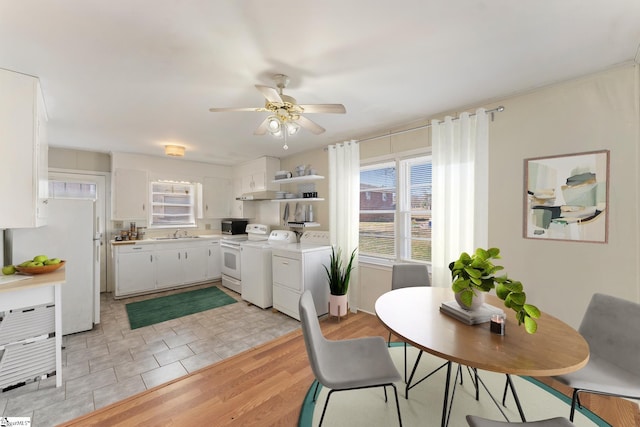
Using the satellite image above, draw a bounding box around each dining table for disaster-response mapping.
[375,286,589,426]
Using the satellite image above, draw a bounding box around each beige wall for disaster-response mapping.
[354,64,640,329]
[49,147,111,172]
[487,64,639,328]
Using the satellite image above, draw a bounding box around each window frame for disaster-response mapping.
[359,150,432,266]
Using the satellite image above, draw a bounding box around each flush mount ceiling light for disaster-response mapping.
[164,145,185,157]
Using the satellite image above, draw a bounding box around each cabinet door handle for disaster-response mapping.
[185,252,188,259]
[142,204,145,211]
[150,255,153,262]
[281,261,289,265]
[178,252,181,260]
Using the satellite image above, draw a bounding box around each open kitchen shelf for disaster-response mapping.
[287,222,321,228]
[272,175,324,184]
[271,198,324,202]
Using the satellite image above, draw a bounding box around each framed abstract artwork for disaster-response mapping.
[523,150,609,243]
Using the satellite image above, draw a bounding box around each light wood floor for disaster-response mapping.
[60,311,639,426]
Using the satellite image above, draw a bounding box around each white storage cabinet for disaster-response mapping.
[205,239,222,281]
[272,246,331,321]
[115,244,156,297]
[0,68,48,228]
[112,168,148,220]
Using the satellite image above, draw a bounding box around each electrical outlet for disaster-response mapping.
[205,223,211,230]
[114,221,123,229]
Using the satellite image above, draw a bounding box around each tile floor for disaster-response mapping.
[0,283,300,427]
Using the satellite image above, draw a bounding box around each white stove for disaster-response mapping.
[241,228,296,308]
[219,226,253,294]
[271,230,332,320]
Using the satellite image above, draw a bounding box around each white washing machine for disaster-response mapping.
[271,231,332,320]
[240,228,297,308]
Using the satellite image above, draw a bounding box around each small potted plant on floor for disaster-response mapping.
[324,246,357,318]
[449,247,541,334]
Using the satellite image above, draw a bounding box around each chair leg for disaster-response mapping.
[570,389,580,422]
[388,331,392,347]
[312,380,320,402]
[391,383,403,427]
[383,385,388,402]
[319,389,336,427]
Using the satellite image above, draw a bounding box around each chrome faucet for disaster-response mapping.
[173,229,183,238]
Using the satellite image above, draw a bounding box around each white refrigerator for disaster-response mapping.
[12,199,100,335]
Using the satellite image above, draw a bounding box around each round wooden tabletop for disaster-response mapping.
[375,287,589,377]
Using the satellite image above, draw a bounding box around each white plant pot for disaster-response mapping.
[329,293,348,317]
[455,290,486,311]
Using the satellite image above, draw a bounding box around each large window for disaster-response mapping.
[359,155,432,263]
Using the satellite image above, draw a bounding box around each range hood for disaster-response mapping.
[236,191,277,201]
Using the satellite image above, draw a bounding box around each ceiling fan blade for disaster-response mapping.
[255,85,283,104]
[296,115,326,135]
[254,117,269,135]
[209,107,263,112]
[298,104,346,114]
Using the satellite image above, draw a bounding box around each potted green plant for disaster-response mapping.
[324,246,357,317]
[449,247,541,334]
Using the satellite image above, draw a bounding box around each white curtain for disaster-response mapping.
[431,109,489,287]
[327,140,360,310]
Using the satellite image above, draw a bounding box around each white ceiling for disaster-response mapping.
[1,1,639,166]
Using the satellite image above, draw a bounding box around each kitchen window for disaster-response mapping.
[149,181,196,228]
[359,154,432,263]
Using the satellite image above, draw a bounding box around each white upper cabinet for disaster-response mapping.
[235,156,281,195]
[0,69,48,228]
[112,168,148,220]
[202,176,232,218]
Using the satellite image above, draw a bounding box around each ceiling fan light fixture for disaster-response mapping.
[286,121,300,135]
[164,145,185,157]
[267,115,282,133]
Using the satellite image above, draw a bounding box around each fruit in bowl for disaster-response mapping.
[12,255,66,275]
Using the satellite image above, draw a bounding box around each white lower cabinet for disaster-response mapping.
[114,239,219,298]
[272,247,330,321]
[116,245,156,296]
[205,240,222,281]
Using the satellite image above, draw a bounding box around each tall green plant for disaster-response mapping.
[324,246,357,296]
[449,247,541,334]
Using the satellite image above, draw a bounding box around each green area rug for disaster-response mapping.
[126,286,237,329]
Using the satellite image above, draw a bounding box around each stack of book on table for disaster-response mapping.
[440,301,505,325]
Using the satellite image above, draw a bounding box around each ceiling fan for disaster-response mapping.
[209,74,346,137]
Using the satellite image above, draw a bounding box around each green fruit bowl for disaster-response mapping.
[16,260,65,275]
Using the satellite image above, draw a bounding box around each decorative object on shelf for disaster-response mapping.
[524,150,609,243]
[449,247,541,334]
[325,246,357,319]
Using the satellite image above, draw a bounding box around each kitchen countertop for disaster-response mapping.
[0,268,66,294]
[111,234,223,246]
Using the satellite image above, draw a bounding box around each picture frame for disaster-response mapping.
[523,150,609,243]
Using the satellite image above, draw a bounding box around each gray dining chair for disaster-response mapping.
[466,415,574,427]
[552,293,640,421]
[299,290,403,426]
[388,264,432,381]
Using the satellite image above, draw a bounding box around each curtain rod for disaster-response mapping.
[355,105,505,144]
